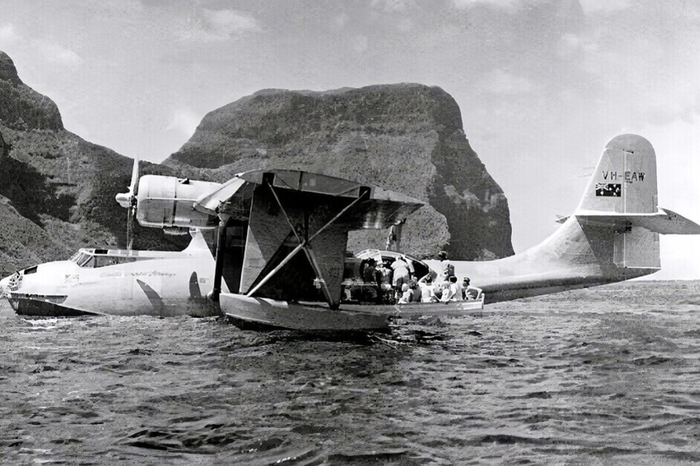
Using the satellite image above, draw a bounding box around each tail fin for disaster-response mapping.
[577,134,658,214]
[575,134,700,233]
[573,134,700,271]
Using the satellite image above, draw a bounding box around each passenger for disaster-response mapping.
[455,276,464,301]
[463,277,483,301]
[440,275,463,302]
[344,286,353,301]
[398,283,413,304]
[391,255,411,293]
[376,261,393,304]
[409,279,422,302]
[362,258,377,283]
[437,250,454,278]
[377,261,392,284]
[419,276,438,303]
[432,276,445,300]
[386,218,406,252]
[359,259,368,281]
[418,268,438,284]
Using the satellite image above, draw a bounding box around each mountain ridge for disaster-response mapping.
[165,84,514,260]
[0,51,514,278]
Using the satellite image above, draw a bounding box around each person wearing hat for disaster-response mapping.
[462,277,482,301]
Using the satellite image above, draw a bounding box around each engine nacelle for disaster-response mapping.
[136,175,222,229]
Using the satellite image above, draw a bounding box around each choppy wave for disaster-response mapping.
[2,281,700,465]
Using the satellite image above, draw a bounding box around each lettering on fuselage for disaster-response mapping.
[602,171,645,183]
[624,171,644,182]
[98,271,177,278]
[130,271,177,277]
[602,171,619,181]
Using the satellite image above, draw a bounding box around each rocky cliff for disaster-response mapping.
[0,52,180,276]
[0,50,513,277]
[0,53,62,132]
[166,85,514,260]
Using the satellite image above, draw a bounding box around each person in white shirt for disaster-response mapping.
[391,256,411,290]
[419,277,438,303]
[397,283,413,304]
[440,275,463,302]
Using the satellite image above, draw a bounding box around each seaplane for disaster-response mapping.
[1,134,699,331]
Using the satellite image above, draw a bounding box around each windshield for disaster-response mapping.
[70,252,140,268]
[70,252,94,267]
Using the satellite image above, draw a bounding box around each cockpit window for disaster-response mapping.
[70,252,140,268]
[93,256,137,268]
[70,252,93,267]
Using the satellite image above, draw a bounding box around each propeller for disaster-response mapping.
[115,157,140,250]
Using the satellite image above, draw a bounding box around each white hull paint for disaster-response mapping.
[3,232,224,318]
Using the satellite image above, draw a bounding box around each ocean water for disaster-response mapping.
[2,281,700,465]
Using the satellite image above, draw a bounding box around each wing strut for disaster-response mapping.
[264,182,336,306]
[245,189,369,308]
[209,214,230,303]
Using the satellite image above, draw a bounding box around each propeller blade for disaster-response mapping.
[117,156,140,250]
[129,155,140,196]
[115,157,140,208]
[126,207,135,250]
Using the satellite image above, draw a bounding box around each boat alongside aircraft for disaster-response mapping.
[1,134,699,331]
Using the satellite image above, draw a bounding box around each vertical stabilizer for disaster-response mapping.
[577,134,657,214]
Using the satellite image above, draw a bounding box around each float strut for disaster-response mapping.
[210,214,230,302]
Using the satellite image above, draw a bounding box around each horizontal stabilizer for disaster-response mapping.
[576,208,700,234]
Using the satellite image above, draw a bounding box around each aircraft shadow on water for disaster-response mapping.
[2,134,699,331]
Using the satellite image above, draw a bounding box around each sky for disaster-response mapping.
[1,0,699,279]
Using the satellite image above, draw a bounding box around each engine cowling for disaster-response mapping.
[136,175,222,229]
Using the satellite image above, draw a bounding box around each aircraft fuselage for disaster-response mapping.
[1,235,221,317]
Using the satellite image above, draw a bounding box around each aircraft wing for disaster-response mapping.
[194,169,424,229]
